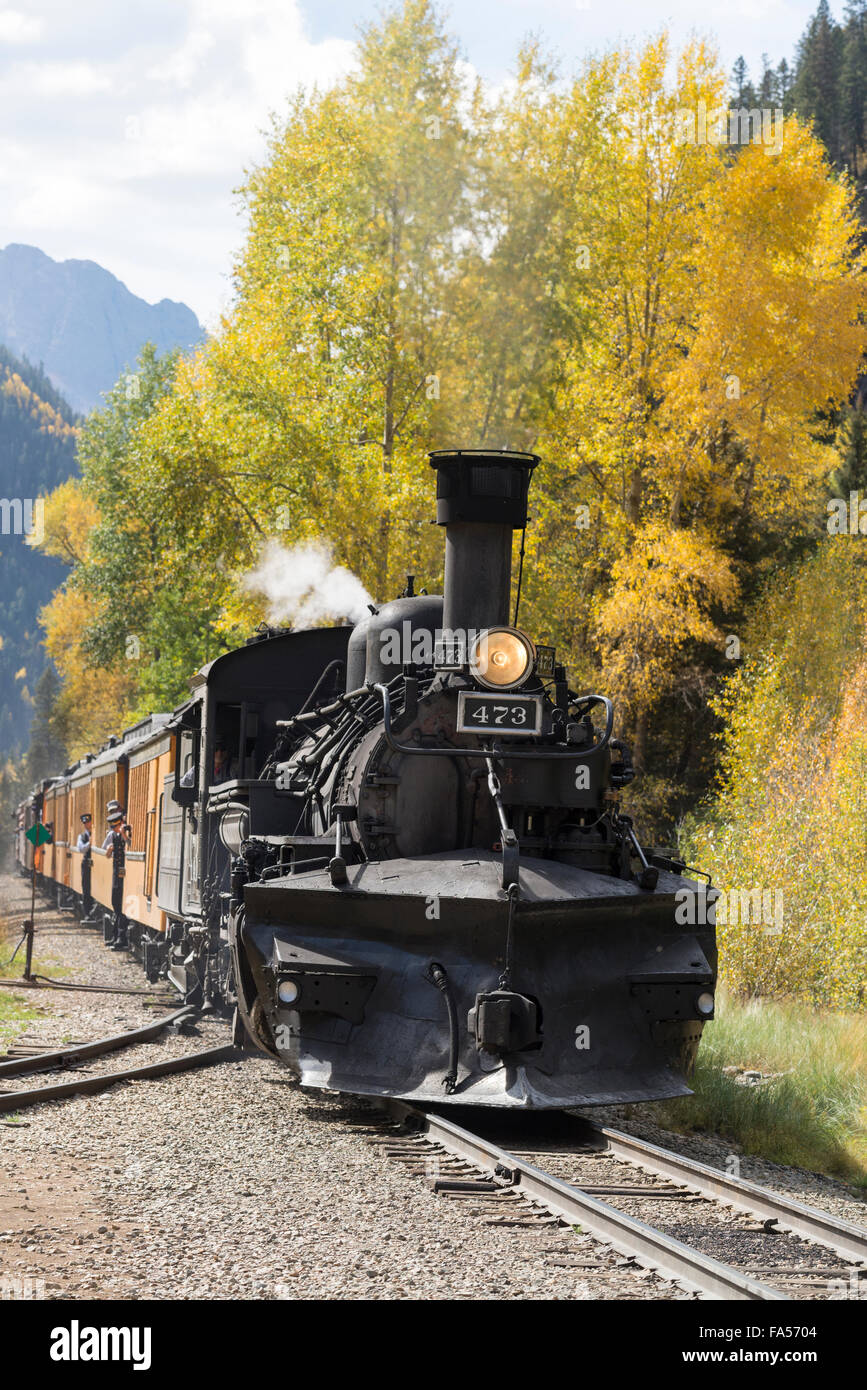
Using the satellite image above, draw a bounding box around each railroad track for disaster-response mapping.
[4,879,865,1301]
[0,1006,244,1116]
[364,1101,867,1301]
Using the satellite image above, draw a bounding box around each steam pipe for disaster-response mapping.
[442,524,512,631]
[429,450,538,638]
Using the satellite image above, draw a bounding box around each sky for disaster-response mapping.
[0,0,827,329]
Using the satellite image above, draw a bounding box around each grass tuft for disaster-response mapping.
[653,991,867,1186]
[0,915,48,1040]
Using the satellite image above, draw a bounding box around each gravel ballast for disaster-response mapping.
[1,874,864,1301]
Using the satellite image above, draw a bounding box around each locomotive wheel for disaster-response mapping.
[238,995,276,1056]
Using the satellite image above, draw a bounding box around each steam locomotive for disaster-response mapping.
[16,450,716,1109]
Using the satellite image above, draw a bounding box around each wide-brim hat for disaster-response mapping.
[107,812,124,825]
[107,800,123,813]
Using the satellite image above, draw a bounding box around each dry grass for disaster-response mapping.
[0,890,54,1039]
[653,990,867,1186]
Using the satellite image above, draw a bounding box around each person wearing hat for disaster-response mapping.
[102,802,132,846]
[102,806,131,949]
[211,740,235,784]
[76,812,94,920]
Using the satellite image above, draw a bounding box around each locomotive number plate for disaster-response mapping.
[457,692,542,736]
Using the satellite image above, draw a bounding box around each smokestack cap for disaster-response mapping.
[429,449,539,528]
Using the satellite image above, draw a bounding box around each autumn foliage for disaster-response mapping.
[36,5,867,940]
[1,366,78,444]
[685,541,867,1008]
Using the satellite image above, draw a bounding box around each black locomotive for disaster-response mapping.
[17,449,716,1110]
[228,450,716,1107]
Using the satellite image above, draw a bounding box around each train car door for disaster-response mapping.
[157,778,184,915]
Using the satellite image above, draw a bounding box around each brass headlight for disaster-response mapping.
[470,627,535,690]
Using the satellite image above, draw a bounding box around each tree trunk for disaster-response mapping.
[669,459,686,526]
[632,708,648,774]
[378,360,394,599]
[377,192,400,599]
[625,467,642,523]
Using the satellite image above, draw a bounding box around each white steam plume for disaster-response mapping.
[242,539,373,628]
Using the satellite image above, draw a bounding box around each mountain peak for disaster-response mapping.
[0,243,203,414]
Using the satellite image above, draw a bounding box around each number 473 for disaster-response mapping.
[472,705,527,725]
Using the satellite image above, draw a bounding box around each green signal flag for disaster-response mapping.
[25,823,52,846]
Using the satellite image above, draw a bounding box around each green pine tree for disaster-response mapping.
[758,53,777,104]
[792,0,844,162]
[731,55,753,106]
[840,0,867,174]
[777,58,794,107]
[25,664,67,785]
[830,404,867,495]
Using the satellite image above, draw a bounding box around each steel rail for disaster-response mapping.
[0,1005,197,1078]
[0,976,176,997]
[0,1044,243,1114]
[592,1123,867,1267]
[383,1101,788,1300]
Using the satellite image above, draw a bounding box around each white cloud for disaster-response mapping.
[0,9,43,43]
[146,27,216,89]
[15,60,114,95]
[12,169,116,230]
[0,0,820,324]
[0,0,356,320]
[239,1,355,107]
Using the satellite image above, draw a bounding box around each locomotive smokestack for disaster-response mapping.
[429,449,538,634]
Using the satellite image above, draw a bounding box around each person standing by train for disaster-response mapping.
[103,799,132,847]
[76,812,95,921]
[102,802,131,949]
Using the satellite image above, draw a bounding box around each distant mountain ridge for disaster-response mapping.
[0,244,202,415]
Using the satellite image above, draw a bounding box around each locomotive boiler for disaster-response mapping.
[226,450,717,1108]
